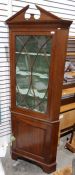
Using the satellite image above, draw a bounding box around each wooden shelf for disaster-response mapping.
[62,87,75,96]
[60,102,75,113]
[60,110,75,130]
[69,36,75,39]
[61,86,75,113]
[67,52,75,56]
[66,71,75,77]
[63,82,75,89]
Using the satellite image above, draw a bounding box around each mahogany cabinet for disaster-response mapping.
[6,5,72,173]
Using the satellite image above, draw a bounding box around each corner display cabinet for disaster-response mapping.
[6,5,72,173]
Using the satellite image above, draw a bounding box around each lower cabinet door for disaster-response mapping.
[11,112,58,173]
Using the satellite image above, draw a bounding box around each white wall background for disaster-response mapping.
[0,0,75,144]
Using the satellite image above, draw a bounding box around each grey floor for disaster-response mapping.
[1,135,75,175]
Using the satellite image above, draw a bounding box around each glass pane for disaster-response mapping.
[16,35,52,113]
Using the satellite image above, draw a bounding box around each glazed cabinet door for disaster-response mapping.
[10,32,54,121]
[15,35,52,114]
